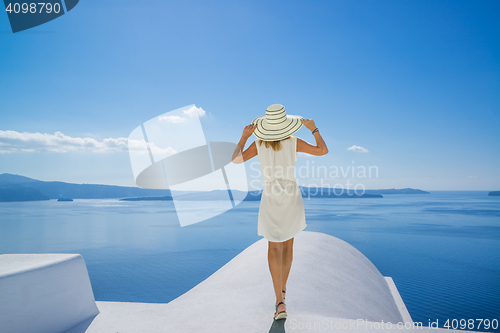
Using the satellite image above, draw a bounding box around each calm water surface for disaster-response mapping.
[0,191,498,331]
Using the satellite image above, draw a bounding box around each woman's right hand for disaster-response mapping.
[301,118,317,132]
[242,124,257,139]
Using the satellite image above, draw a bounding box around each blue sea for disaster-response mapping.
[0,191,499,331]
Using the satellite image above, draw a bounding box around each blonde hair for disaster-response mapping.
[257,136,290,151]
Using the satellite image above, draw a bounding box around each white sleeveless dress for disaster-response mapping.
[256,136,307,242]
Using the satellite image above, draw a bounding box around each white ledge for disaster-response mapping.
[0,254,99,333]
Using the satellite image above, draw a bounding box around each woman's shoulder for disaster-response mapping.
[286,136,298,150]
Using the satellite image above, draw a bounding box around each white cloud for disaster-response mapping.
[127,139,177,155]
[158,115,186,123]
[347,145,369,153]
[183,105,206,117]
[157,106,206,124]
[0,130,176,155]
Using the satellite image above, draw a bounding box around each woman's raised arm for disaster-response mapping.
[297,119,328,156]
[232,124,258,164]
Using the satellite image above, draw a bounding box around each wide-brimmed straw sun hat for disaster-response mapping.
[251,104,303,141]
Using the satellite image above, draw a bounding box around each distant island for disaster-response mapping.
[0,184,49,202]
[488,191,500,196]
[120,187,431,201]
[0,173,170,202]
[57,198,74,202]
[121,188,431,201]
[247,188,385,200]
[360,188,429,194]
[0,173,430,202]
[120,196,173,201]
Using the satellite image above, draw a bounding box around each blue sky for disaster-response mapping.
[0,0,498,190]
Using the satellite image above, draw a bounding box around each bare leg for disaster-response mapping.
[268,241,286,316]
[281,237,294,297]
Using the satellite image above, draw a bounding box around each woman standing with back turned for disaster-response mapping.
[232,104,328,320]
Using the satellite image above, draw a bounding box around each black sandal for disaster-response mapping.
[274,301,287,320]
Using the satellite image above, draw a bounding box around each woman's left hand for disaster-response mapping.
[242,124,257,139]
